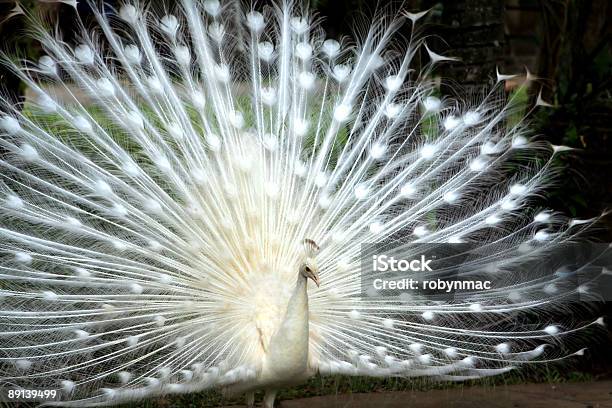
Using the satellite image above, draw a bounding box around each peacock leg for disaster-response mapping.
[246,392,255,407]
[263,389,277,408]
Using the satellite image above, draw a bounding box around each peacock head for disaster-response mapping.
[300,239,320,287]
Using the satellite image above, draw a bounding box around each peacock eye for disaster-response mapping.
[304,266,311,273]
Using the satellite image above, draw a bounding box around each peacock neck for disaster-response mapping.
[290,275,308,313]
[282,275,309,333]
[265,274,310,374]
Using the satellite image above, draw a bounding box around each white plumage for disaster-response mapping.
[0,1,605,407]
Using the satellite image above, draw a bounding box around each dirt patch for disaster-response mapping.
[273,380,612,408]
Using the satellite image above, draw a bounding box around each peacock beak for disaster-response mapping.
[309,272,320,288]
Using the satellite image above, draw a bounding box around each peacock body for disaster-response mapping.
[0,1,605,407]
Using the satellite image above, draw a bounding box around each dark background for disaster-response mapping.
[0,0,611,381]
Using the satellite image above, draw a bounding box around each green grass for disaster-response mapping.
[507,84,530,128]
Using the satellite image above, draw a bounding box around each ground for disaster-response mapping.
[221,380,612,407]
